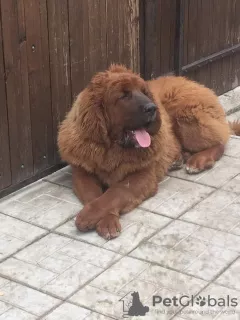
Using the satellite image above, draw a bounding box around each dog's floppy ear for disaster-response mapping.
[74,81,110,145]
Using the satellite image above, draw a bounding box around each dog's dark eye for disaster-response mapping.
[119,91,131,99]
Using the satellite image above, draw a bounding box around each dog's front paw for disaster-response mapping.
[75,202,107,232]
[96,214,121,240]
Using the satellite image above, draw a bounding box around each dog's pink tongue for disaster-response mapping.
[134,129,151,148]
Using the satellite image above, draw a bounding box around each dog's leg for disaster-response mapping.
[72,165,103,204]
[75,167,158,239]
[186,144,224,174]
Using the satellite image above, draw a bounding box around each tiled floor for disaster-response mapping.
[0,137,240,319]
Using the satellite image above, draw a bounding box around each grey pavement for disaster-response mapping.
[0,136,240,319]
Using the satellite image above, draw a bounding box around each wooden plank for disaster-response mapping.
[125,0,140,72]
[88,0,107,76]
[195,0,211,87]
[47,0,72,162]
[183,0,189,66]
[144,0,162,78]
[1,0,33,184]
[144,0,176,77]
[208,0,220,93]
[220,0,232,93]
[160,0,176,74]
[25,0,54,174]
[0,1,11,190]
[68,0,87,97]
[186,0,198,65]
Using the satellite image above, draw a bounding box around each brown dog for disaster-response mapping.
[58,64,239,239]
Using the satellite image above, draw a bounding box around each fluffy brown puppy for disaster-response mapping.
[58,64,233,239]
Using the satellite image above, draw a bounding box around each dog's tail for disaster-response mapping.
[229,121,240,136]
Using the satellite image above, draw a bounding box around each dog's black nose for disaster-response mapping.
[143,103,157,114]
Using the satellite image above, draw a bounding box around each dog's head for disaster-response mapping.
[76,64,161,148]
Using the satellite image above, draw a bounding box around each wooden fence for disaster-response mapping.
[0,0,240,196]
[142,0,240,94]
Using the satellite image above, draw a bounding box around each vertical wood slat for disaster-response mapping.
[47,0,71,162]
[143,0,162,79]
[69,0,140,98]
[0,1,11,189]
[88,0,107,78]
[68,0,86,97]
[1,0,33,184]
[195,0,211,88]
[24,0,54,174]
[143,0,178,79]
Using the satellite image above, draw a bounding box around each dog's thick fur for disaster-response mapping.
[58,64,239,239]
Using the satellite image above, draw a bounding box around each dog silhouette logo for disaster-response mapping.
[120,291,149,317]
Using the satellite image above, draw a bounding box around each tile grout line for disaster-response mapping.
[172,254,240,319]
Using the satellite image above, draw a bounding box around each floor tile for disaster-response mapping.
[29,201,79,229]
[121,208,172,229]
[26,195,63,211]
[229,224,240,236]
[43,261,103,298]
[181,190,240,232]
[215,258,240,291]
[44,171,72,189]
[131,221,239,280]
[131,241,195,271]
[0,301,11,316]
[84,313,113,320]
[0,214,46,260]
[0,200,42,221]
[224,136,240,158]
[0,280,60,317]
[6,181,80,205]
[0,308,37,319]
[183,245,237,281]
[0,213,46,242]
[69,285,122,319]
[0,258,56,289]
[90,257,149,293]
[56,240,121,268]
[14,234,72,264]
[38,252,79,274]
[222,173,240,193]
[140,178,213,218]
[43,302,90,320]
[0,197,79,230]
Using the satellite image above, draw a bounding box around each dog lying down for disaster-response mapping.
[58,64,240,240]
